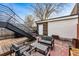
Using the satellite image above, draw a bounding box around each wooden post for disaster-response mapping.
[72,39,77,48]
[43,22,48,36]
[77,24,79,39]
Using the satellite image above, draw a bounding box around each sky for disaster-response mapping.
[0,3,75,21]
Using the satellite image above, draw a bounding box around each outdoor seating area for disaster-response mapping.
[8,35,76,56]
[10,36,54,56]
[0,35,77,56]
[1,34,79,56]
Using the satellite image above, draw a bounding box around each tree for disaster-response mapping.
[25,15,34,30]
[31,3,69,20]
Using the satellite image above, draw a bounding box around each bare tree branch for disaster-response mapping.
[31,3,69,20]
[24,15,34,29]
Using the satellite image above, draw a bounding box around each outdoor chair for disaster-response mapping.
[21,47,35,56]
[52,35,60,40]
[30,41,50,56]
[11,44,31,56]
[38,36,54,50]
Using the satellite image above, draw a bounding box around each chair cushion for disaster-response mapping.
[11,44,20,51]
[11,44,30,52]
[42,36,52,41]
[22,51,30,56]
[39,39,51,45]
[19,46,30,54]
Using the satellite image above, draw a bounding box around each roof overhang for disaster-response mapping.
[36,14,78,24]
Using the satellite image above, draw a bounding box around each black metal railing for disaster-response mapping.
[0,4,32,34]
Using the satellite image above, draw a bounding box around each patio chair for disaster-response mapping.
[21,47,35,56]
[11,44,31,56]
[52,35,60,40]
[38,36,54,50]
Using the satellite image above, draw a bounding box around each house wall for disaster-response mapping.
[48,18,78,38]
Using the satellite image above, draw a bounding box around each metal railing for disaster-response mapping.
[0,4,32,34]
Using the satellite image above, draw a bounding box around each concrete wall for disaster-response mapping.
[48,18,78,38]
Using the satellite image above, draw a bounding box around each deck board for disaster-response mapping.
[0,37,28,55]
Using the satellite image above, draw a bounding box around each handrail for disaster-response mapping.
[0,10,31,32]
[0,4,32,33]
[0,4,25,23]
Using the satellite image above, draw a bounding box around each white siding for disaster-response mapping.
[38,24,43,35]
[48,18,78,38]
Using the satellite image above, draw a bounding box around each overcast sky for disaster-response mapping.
[1,3,75,21]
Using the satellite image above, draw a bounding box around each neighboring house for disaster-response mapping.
[36,4,79,39]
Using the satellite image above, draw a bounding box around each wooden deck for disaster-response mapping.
[0,37,28,55]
